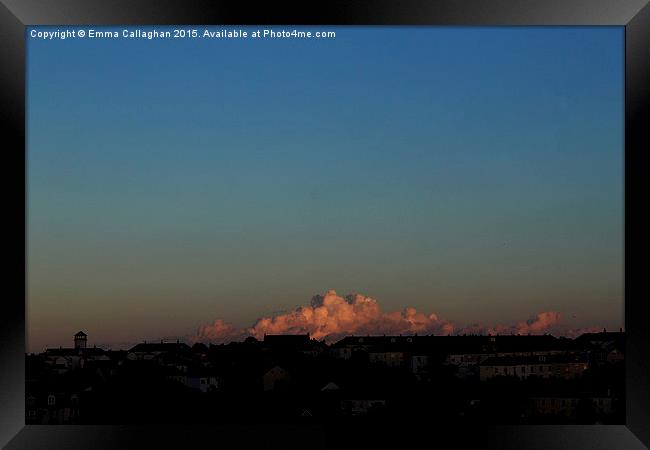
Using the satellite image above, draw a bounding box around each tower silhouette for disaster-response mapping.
[74,331,87,349]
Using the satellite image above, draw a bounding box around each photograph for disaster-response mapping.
[25,25,626,425]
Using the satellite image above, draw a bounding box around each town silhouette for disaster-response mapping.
[26,330,625,424]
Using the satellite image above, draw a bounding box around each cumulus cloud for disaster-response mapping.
[194,319,249,344]
[190,289,594,344]
[487,311,562,335]
[245,290,456,342]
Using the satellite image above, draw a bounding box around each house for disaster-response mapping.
[29,391,81,424]
[43,347,107,373]
[529,396,581,417]
[575,330,624,348]
[330,335,418,367]
[491,334,576,358]
[263,334,310,348]
[164,364,221,393]
[263,365,291,391]
[74,331,87,349]
[529,395,615,417]
[368,350,405,368]
[321,381,340,392]
[606,348,624,364]
[43,331,108,373]
[186,372,220,393]
[26,375,85,425]
[330,345,353,360]
[262,334,327,359]
[340,399,387,416]
[574,331,625,366]
[191,342,210,361]
[445,334,576,365]
[479,354,589,381]
[330,334,575,374]
[437,335,491,364]
[127,341,192,361]
[43,349,82,374]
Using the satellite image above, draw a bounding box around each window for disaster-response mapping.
[47,395,55,406]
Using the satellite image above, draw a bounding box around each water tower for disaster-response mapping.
[74,331,87,349]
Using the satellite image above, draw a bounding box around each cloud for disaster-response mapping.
[487,311,562,335]
[246,290,456,341]
[194,319,249,344]
[190,289,596,344]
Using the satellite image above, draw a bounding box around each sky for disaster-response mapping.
[27,26,624,352]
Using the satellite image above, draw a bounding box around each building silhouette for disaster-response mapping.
[73,331,87,349]
[25,331,625,424]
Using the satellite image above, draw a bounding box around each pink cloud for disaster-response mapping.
[190,289,599,344]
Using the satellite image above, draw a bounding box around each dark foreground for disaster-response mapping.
[26,331,625,424]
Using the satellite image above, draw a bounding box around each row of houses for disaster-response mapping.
[328,332,623,380]
[39,331,625,382]
[27,330,624,423]
[478,354,589,381]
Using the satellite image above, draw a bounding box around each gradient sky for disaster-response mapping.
[27,26,624,352]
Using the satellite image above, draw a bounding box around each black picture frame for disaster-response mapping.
[1,1,648,448]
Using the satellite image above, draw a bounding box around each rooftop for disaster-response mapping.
[480,353,588,366]
[128,342,191,353]
[263,334,311,346]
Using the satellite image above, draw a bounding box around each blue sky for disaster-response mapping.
[27,26,623,350]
